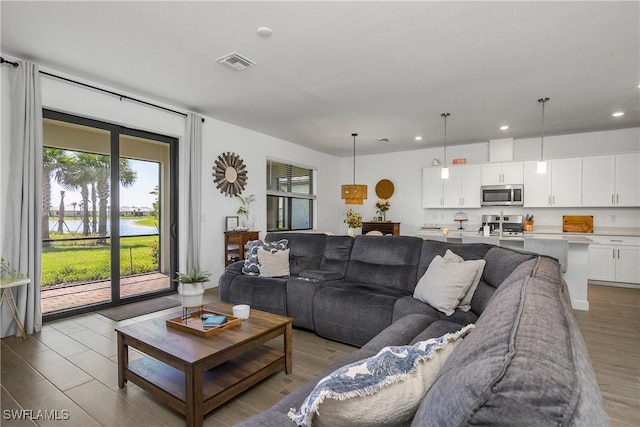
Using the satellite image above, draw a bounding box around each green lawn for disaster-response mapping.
[41,235,159,286]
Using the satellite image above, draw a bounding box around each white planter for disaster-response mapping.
[178,282,205,308]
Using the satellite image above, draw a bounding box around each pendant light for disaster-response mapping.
[441,113,450,179]
[537,97,550,174]
[341,133,368,204]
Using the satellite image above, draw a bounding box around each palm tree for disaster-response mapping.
[61,153,98,236]
[95,157,137,238]
[42,148,71,244]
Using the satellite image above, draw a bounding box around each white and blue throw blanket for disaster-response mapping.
[288,324,475,427]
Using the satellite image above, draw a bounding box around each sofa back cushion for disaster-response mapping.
[265,233,327,276]
[469,246,537,315]
[320,235,354,276]
[345,236,423,292]
[414,256,609,425]
[417,241,492,279]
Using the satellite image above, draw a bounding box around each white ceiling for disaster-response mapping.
[2,1,639,157]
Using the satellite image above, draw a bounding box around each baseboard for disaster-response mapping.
[571,299,589,311]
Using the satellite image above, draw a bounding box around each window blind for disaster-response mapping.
[266,160,316,200]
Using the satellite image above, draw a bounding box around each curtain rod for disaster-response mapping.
[1,57,203,122]
[0,57,19,67]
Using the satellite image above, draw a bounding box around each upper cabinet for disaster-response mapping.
[481,162,523,185]
[523,158,582,207]
[422,165,481,208]
[443,165,482,208]
[582,153,639,207]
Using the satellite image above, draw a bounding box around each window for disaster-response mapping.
[266,160,315,231]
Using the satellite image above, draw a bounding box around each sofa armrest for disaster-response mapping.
[224,260,244,274]
[299,269,344,281]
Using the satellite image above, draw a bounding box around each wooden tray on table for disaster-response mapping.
[166,309,241,337]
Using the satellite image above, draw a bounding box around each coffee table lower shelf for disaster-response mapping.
[124,346,285,417]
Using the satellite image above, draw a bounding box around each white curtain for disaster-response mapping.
[184,113,202,271]
[1,60,43,338]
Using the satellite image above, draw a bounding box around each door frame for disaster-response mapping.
[42,109,178,321]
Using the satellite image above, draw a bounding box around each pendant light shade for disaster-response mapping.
[537,97,550,174]
[441,113,450,179]
[341,133,368,204]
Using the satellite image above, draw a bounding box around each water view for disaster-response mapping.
[48,218,158,236]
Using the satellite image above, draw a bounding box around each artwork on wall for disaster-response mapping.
[225,216,239,231]
[213,152,248,196]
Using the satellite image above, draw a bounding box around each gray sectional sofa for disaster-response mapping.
[219,233,608,426]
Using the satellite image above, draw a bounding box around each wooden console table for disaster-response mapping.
[224,231,259,266]
[362,221,400,236]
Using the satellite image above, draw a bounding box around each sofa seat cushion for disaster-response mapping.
[392,296,478,326]
[415,257,609,426]
[313,283,411,347]
[225,275,288,316]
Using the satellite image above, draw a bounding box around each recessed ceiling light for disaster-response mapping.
[500,125,509,131]
[257,27,273,37]
[415,136,423,141]
[612,111,625,117]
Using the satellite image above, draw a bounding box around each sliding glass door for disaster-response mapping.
[41,110,177,319]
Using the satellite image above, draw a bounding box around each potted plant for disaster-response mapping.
[236,193,256,230]
[375,199,391,221]
[0,257,26,281]
[343,208,363,237]
[173,268,211,308]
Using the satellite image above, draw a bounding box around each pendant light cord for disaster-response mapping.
[538,97,550,160]
[352,133,357,184]
[441,113,450,164]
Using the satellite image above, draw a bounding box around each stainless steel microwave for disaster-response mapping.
[481,184,524,206]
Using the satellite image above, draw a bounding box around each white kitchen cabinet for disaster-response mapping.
[614,153,640,207]
[422,167,444,208]
[422,165,481,208]
[582,155,615,206]
[443,165,481,208]
[582,153,639,207]
[523,158,582,207]
[588,236,640,284]
[481,162,523,185]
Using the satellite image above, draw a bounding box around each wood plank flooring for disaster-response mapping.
[1,285,638,426]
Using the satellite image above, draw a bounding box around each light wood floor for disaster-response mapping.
[1,285,638,426]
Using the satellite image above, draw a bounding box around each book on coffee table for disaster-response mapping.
[202,315,227,328]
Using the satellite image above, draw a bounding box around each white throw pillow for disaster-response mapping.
[288,324,475,427]
[443,249,486,312]
[258,247,290,277]
[414,255,480,316]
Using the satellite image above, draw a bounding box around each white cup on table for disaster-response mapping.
[233,304,250,320]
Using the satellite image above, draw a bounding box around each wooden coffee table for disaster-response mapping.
[116,301,292,427]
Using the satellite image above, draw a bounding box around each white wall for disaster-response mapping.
[199,118,342,282]
[343,127,640,234]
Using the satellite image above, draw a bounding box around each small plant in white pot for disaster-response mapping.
[173,268,211,308]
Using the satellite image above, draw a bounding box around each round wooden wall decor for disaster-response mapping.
[213,152,248,196]
[375,179,394,199]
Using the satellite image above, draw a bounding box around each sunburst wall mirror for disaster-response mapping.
[213,152,248,196]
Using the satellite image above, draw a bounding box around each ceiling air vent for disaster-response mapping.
[216,52,256,71]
